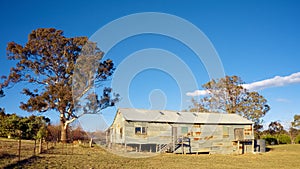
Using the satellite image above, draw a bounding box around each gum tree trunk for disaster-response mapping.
[61,121,68,143]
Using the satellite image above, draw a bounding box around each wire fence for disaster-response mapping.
[0,137,96,167]
[0,138,56,168]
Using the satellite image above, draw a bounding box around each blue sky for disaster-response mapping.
[0,0,299,130]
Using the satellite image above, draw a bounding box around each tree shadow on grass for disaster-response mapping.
[3,156,44,169]
[265,147,273,152]
[0,153,18,159]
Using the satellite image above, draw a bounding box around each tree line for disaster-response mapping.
[0,108,91,142]
[259,115,300,145]
[0,109,50,140]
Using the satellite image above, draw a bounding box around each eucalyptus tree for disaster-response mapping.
[1,28,118,142]
[190,75,270,135]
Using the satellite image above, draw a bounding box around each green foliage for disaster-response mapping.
[292,114,300,129]
[254,120,264,139]
[289,127,299,143]
[268,121,284,135]
[36,126,47,139]
[0,111,50,139]
[278,134,291,144]
[262,121,294,145]
[262,134,278,145]
[262,121,289,145]
[295,134,300,144]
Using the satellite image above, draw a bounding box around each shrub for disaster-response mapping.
[261,134,278,145]
[295,134,300,144]
[278,134,291,144]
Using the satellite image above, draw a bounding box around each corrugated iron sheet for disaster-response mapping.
[119,108,253,124]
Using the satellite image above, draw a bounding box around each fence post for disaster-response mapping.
[34,140,36,156]
[38,139,42,154]
[72,141,74,155]
[89,138,93,148]
[18,139,21,162]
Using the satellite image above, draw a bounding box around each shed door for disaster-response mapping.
[234,128,244,140]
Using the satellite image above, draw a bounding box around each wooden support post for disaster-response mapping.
[139,144,141,152]
[106,131,108,147]
[124,143,127,152]
[237,141,240,155]
[182,143,184,154]
[156,144,158,153]
[252,139,255,153]
[181,136,184,154]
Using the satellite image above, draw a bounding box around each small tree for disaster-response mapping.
[253,119,264,139]
[292,115,300,129]
[290,115,300,144]
[4,114,22,138]
[72,126,88,141]
[268,121,284,144]
[46,124,61,142]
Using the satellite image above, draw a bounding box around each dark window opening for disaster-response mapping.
[120,127,123,139]
[135,127,147,135]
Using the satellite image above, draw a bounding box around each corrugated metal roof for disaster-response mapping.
[118,108,254,124]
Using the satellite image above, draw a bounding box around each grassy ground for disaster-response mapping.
[0,138,36,168]
[1,141,300,169]
[0,137,53,169]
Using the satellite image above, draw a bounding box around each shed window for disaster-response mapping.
[181,127,188,134]
[234,128,244,140]
[120,127,123,139]
[135,127,147,135]
[223,126,229,138]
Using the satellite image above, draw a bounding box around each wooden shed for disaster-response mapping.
[107,108,254,154]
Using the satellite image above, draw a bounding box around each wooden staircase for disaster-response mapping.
[158,137,191,153]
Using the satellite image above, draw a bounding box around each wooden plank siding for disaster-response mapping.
[108,109,255,154]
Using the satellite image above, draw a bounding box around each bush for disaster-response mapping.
[295,134,300,144]
[278,134,291,144]
[261,134,278,145]
[262,133,292,144]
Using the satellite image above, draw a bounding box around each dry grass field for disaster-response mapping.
[0,138,36,168]
[1,138,300,169]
